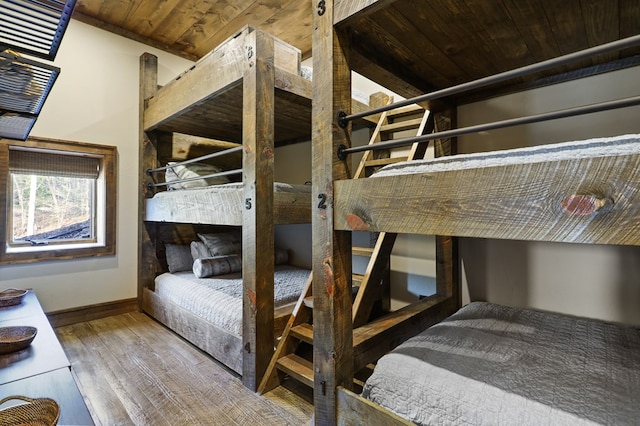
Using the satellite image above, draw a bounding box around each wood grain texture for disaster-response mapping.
[47,298,138,328]
[337,387,413,426]
[144,186,311,226]
[332,0,640,102]
[74,0,314,59]
[56,311,312,426]
[139,53,161,303]
[334,152,640,245]
[242,30,276,391]
[312,1,355,424]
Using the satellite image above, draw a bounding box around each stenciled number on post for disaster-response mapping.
[245,198,252,210]
[317,0,326,16]
[318,193,327,209]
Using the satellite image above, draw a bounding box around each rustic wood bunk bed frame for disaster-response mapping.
[311,1,640,424]
[138,26,317,391]
[138,25,376,391]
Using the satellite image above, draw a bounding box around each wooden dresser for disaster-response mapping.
[0,291,93,425]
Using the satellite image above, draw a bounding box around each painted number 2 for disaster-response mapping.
[317,0,326,16]
[318,193,327,209]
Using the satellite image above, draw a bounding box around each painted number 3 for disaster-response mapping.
[317,0,326,16]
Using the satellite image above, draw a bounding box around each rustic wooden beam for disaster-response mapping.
[312,0,354,424]
[138,53,161,307]
[337,387,413,426]
[242,30,276,391]
[333,149,640,245]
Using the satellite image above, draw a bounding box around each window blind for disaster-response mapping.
[9,147,100,178]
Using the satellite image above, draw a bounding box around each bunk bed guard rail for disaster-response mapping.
[336,34,640,160]
[146,145,243,189]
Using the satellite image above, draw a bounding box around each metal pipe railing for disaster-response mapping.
[337,34,640,128]
[146,145,242,175]
[147,168,242,189]
[337,95,640,159]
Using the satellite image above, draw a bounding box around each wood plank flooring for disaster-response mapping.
[56,311,313,426]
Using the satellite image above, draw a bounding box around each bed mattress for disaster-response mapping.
[372,134,640,177]
[145,182,311,224]
[154,265,309,336]
[362,301,640,425]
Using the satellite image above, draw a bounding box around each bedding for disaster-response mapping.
[372,134,640,178]
[154,265,309,336]
[165,161,229,189]
[362,301,640,426]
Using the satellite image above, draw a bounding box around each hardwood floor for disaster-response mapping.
[56,312,313,426]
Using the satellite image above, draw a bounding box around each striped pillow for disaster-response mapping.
[193,255,242,278]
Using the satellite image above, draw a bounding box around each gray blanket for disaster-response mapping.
[362,302,640,425]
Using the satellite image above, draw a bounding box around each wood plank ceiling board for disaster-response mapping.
[73,0,314,60]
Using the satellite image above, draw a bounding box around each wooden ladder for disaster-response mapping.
[257,101,434,395]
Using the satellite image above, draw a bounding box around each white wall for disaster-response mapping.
[458,65,640,325]
[0,20,193,313]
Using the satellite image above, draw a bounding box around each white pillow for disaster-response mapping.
[193,255,242,278]
[167,162,229,188]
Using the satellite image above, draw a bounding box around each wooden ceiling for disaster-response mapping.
[72,0,313,61]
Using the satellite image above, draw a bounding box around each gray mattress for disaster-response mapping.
[372,134,640,177]
[154,265,309,336]
[362,301,640,425]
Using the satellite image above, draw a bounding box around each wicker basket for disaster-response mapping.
[0,326,37,355]
[0,396,60,426]
[0,289,28,308]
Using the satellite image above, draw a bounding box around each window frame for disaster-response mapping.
[0,137,116,264]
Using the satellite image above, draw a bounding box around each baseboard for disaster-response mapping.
[48,298,138,328]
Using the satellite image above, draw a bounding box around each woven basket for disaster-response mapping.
[0,395,59,426]
[0,326,37,355]
[0,289,28,308]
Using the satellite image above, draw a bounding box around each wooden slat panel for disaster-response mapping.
[334,152,640,245]
[143,27,249,133]
[337,387,413,426]
[142,288,243,374]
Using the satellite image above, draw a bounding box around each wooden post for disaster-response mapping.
[312,0,354,424]
[138,53,161,307]
[242,30,276,391]
[433,108,460,308]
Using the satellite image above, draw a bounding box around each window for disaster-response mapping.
[1,137,116,264]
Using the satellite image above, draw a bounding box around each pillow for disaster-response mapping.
[193,255,242,278]
[165,243,193,272]
[198,232,242,257]
[167,161,229,189]
[164,166,182,190]
[274,247,289,265]
[190,241,210,261]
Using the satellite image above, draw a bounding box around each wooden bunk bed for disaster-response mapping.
[138,25,376,391]
[138,26,318,391]
[311,1,640,424]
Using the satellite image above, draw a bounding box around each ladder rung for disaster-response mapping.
[352,273,364,287]
[380,117,424,133]
[365,157,408,168]
[352,246,374,257]
[303,296,314,309]
[277,354,314,388]
[386,104,424,118]
[290,323,313,344]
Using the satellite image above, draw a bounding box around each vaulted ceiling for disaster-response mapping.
[72,0,313,61]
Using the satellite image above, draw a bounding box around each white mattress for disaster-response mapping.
[362,301,640,425]
[145,182,311,224]
[372,134,640,177]
[154,265,309,336]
